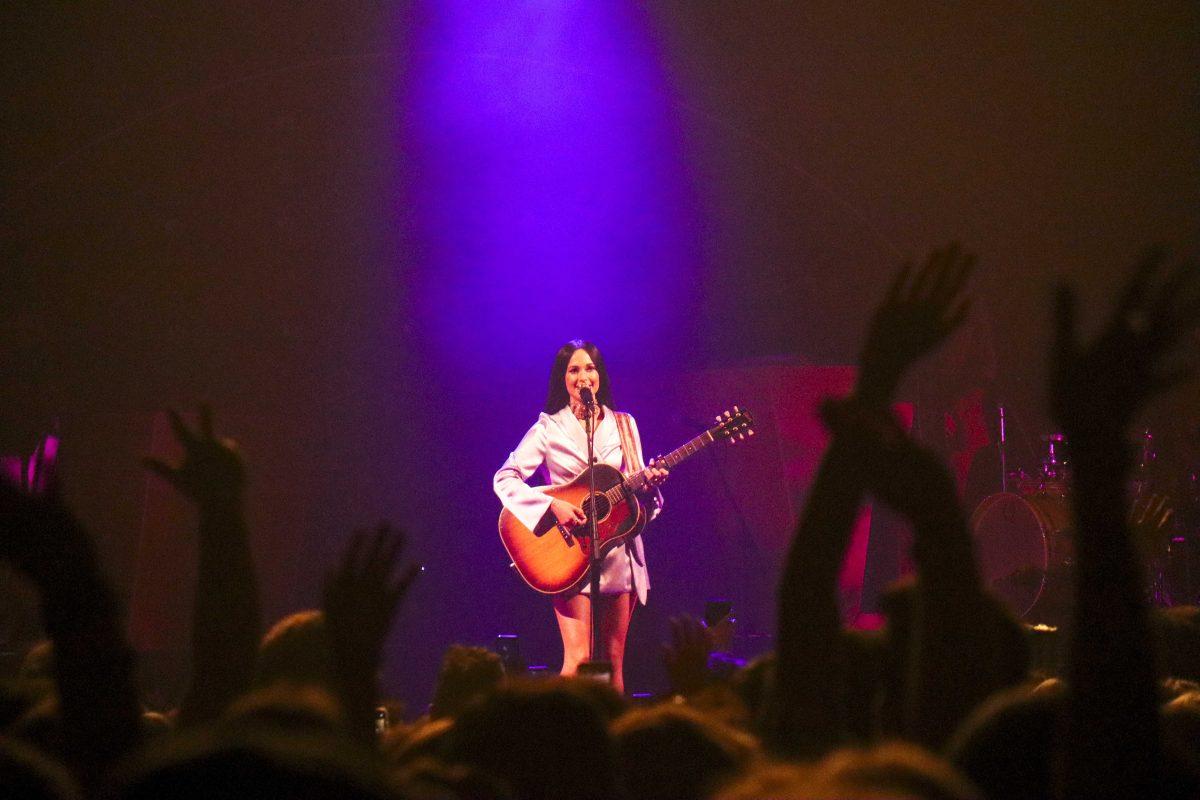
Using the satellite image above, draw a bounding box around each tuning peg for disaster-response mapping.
[748,430,755,437]
[733,405,740,413]
[715,415,721,423]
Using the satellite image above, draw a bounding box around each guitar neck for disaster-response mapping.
[593,407,751,507]
[620,431,716,495]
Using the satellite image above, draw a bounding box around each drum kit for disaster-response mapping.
[969,427,1197,624]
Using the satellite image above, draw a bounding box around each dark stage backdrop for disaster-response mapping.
[2,2,1197,711]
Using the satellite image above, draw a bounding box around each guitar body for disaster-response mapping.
[497,406,754,595]
[498,464,646,594]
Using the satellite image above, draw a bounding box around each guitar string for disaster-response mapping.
[581,418,748,523]
[598,429,722,505]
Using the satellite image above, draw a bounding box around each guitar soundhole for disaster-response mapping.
[583,493,611,522]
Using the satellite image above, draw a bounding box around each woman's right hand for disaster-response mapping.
[550,498,587,529]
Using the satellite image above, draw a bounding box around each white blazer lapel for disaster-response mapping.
[548,406,590,468]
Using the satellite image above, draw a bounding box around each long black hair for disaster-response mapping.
[543,339,615,413]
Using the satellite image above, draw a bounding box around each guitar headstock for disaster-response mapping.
[711,406,754,444]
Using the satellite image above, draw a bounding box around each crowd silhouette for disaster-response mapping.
[2,245,1199,798]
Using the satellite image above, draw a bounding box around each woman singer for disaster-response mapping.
[494,340,667,693]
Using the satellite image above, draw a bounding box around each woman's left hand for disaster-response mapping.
[645,459,669,489]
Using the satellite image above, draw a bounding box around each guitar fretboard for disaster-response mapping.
[602,430,716,505]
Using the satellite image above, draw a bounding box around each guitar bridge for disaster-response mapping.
[556,523,574,546]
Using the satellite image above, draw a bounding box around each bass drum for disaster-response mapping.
[970,492,1073,620]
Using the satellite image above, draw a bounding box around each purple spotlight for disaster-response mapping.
[406,1,696,362]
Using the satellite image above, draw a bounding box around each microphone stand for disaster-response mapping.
[998,403,1008,493]
[584,398,605,667]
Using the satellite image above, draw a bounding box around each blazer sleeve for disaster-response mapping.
[494,414,555,533]
[626,414,665,521]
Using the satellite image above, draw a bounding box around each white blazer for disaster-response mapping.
[494,405,659,605]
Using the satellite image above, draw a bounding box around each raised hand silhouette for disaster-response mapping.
[143,405,245,511]
[662,614,713,699]
[858,242,975,406]
[1050,249,1200,800]
[325,524,421,668]
[143,404,258,726]
[818,397,960,528]
[0,476,141,788]
[0,475,98,594]
[1051,249,1200,440]
[323,523,420,742]
[767,245,978,758]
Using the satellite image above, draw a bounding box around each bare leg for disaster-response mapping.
[601,591,636,694]
[553,592,637,693]
[553,593,591,677]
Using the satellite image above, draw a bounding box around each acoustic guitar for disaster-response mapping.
[499,407,754,594]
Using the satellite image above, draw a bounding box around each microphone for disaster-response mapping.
[580,387,595,407]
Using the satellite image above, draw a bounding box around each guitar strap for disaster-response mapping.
[615,411,656,561]
[613,412,643,475]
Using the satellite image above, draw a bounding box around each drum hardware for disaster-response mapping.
[1147,535,1194,607]
[1136,428,1156,470]
[972,415,1200,615]
[998,404,1008,493]
[1040,433,1071,487]
[970,491,1073,621]
[1130,429,1158,497]
[1013,433,1072,497]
